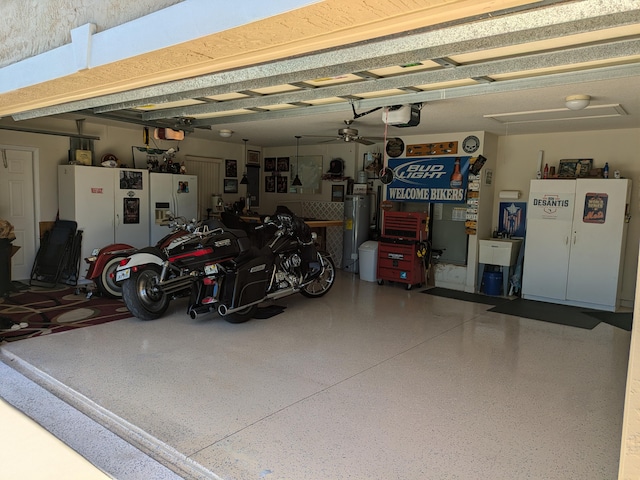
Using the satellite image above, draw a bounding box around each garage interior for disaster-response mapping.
[2,1,640,478]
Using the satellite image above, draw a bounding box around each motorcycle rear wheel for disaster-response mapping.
[122,266,170,321]
[225,304,258,324]
[95,255,126,299]
[300,252,335,298]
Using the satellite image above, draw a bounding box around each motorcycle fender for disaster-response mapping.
[116,252,164,272]
[85,243,136,280]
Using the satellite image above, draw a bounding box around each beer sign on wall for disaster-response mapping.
[386,156,471,203]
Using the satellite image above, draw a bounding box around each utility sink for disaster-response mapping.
[479,238,522,266]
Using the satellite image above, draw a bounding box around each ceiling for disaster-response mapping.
[1,0,639,147]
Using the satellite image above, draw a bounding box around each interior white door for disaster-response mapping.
[0,148,36,281]
[566,179,630,306]
[521,180,575,300]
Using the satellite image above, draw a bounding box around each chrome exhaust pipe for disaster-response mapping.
[159,275,196,294]
[188,306,209,319]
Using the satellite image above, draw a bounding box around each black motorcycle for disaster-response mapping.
[117,212,335,323]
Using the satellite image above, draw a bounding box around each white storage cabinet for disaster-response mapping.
[58,165,150,282]
[521,178,631,311]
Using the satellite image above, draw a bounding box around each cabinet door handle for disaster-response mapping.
[573,233,577,245]
[565,236,569,245]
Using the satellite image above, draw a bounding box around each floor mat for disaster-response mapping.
[0,284,131,342]
[422,287,510,306]
[253,305,287,320]
[583,311,633,332]
[488,298,601,329]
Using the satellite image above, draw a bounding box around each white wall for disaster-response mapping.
[493,128,640,305]
[0,117,257,225]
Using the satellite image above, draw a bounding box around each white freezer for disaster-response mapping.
[150,173,198,244]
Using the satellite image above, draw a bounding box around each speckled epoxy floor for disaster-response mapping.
[0,270,630,479]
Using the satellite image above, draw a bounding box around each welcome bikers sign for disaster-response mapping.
[385,156,471,203]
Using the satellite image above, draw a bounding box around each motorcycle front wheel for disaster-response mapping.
[300,252,335,298]
[121,266,170,320]
[95,255,126,299]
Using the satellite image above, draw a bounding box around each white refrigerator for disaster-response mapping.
[58,165,150,282]
[150,173,198,244]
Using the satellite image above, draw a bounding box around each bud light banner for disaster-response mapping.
[386,156,470,203]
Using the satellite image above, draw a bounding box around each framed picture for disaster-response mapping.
[247,150,260,166]
[265,175,276,193]
[331,184,345,202]
[276,175,288,193]
[558,159,578,177]
[363,152,382,178]
[225,159,237,178]
[224,178,238,194]
[277,157,290,172]
[264,157,276,172]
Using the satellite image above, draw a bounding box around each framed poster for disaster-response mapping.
[276,175,288,193]
[247,150,260,166]
[331,184,344,202]
[583,192,608,223]
[225,159,237,178]
[224,178,238,193]
[119,171,143,190]
[123,198,140,224]
[265,157,276,172]
[265,175,276,193]
[277,157,290,172]
[498,202,527,237]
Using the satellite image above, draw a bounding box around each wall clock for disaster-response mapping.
[385,137,404,158]
[462,135,480,154]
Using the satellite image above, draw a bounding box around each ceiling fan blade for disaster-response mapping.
[301,134,338,138]
[355,138,375,145]
[363,137,387,141]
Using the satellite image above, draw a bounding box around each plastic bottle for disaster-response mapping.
[603,162,609,178]
[543,163,549,179]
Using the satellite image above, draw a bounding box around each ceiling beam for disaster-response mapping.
[140,38,640,121]
[186,63,640,127]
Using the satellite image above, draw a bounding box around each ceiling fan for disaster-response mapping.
[302,120,385,146]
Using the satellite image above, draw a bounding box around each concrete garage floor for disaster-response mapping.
[0,271,630,479]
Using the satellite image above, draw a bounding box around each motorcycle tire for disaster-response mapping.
[95,255,126,299]
[225,304,258,324]
[300,252,335,298]
[121,266,170,321]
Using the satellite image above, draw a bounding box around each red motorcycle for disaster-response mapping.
[84,216,200,298]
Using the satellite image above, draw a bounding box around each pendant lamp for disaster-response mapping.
[292,135,302,186]
[240,138,249,184]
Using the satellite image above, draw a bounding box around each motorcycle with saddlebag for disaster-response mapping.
[116,211,335,323]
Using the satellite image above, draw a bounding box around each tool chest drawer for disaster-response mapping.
[376,241,425,288]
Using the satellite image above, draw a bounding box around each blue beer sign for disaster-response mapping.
[386,156,471,203]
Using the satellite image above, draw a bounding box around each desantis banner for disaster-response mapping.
[386,156,471,203]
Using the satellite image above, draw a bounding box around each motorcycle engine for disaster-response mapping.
[275,253,303,288]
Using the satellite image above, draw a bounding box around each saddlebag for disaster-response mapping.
[220,255,272,308]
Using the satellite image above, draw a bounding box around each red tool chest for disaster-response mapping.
[377,212,428,289]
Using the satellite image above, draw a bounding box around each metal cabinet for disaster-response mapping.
[521,179,631,311]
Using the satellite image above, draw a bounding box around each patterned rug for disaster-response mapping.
[0,283,132,342]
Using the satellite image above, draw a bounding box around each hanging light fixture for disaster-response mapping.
[292,135,302,186]
[240,138,249,184]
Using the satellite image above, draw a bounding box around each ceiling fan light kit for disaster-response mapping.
[218,129,233,138]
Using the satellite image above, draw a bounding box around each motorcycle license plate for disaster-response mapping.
[204,264,218,275]
[115,268,131,282]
